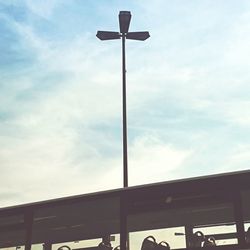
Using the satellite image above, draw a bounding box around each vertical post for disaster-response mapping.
[233,191,245,247]
[120,195,127,250]
[43,242,52,250]
[122,34,128,188]
[24,210,33,250]
[185,225,193,248]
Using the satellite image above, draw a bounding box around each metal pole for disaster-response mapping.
[120,33,129,250]
[122,34,128,188]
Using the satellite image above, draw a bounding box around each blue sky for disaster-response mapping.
[1,0,250,206]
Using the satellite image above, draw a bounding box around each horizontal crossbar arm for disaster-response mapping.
[126,31,150,41]
[96,31,121,40]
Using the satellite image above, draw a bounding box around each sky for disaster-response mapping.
[1,0,250,207]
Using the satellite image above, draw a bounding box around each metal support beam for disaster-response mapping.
[185,225,193,248]
[43,242,52,250]
[120,196,127,250]
[233,191,246,247]
[24,210,34,250]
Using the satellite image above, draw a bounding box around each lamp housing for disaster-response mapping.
[119,11,131,34]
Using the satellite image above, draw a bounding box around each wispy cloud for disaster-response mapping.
[24,0,63,19]
[129,135,192,185]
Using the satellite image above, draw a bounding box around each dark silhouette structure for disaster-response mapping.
[1,170,250,250]
[96,11,150,188]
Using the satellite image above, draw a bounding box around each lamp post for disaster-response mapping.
[96,11,150,188]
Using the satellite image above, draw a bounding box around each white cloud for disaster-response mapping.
[0,129,192,206]
[129,135,192,185]
[218,101,250,126]
[224,10,250,67]
[25,0,63,19]
[219,144,250,173]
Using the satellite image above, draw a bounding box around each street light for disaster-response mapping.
[96,11,150,188]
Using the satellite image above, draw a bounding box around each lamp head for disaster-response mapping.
[119,11,131,34]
